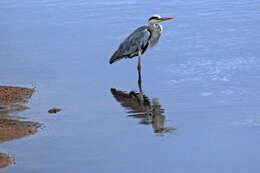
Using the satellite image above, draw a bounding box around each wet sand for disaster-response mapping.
[0,86,41,170]
[0,152,14,169]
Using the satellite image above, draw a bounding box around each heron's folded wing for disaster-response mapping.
[117,26,151,58]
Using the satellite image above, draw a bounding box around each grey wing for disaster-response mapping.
[109,26,151,64]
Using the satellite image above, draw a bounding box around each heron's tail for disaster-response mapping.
[109,51,124,64]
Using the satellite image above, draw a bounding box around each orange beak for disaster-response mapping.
[160,17,175,21]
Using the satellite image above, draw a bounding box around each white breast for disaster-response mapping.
[149,24,163,47]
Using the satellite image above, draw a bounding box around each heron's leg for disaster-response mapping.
[137,51,142,81]
[137,51,143,101]
[138,75,144,101]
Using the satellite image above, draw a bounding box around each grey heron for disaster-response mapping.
[109,14,174,78]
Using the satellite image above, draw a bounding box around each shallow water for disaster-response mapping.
[0,0,260,172]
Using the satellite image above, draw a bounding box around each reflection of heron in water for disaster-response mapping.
[110,77,175,133]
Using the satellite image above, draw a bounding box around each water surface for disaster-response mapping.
[0,0,260,172]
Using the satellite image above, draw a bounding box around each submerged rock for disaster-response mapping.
[0,119,41,143]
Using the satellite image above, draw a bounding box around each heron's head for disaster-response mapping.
[148,14,174,24]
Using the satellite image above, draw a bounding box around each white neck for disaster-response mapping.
[148,21,157,26]
[149,23,163,33]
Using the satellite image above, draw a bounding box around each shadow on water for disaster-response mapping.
[110,75,176,134]
[0,86,42,170]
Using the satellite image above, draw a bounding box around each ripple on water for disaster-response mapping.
[167,56,259,84]
[232,112,260,127]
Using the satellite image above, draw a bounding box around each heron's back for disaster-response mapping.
[109,26,151,64]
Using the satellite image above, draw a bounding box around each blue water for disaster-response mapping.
[0,0,260,172]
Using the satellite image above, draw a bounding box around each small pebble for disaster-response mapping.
[48,108,61,114]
